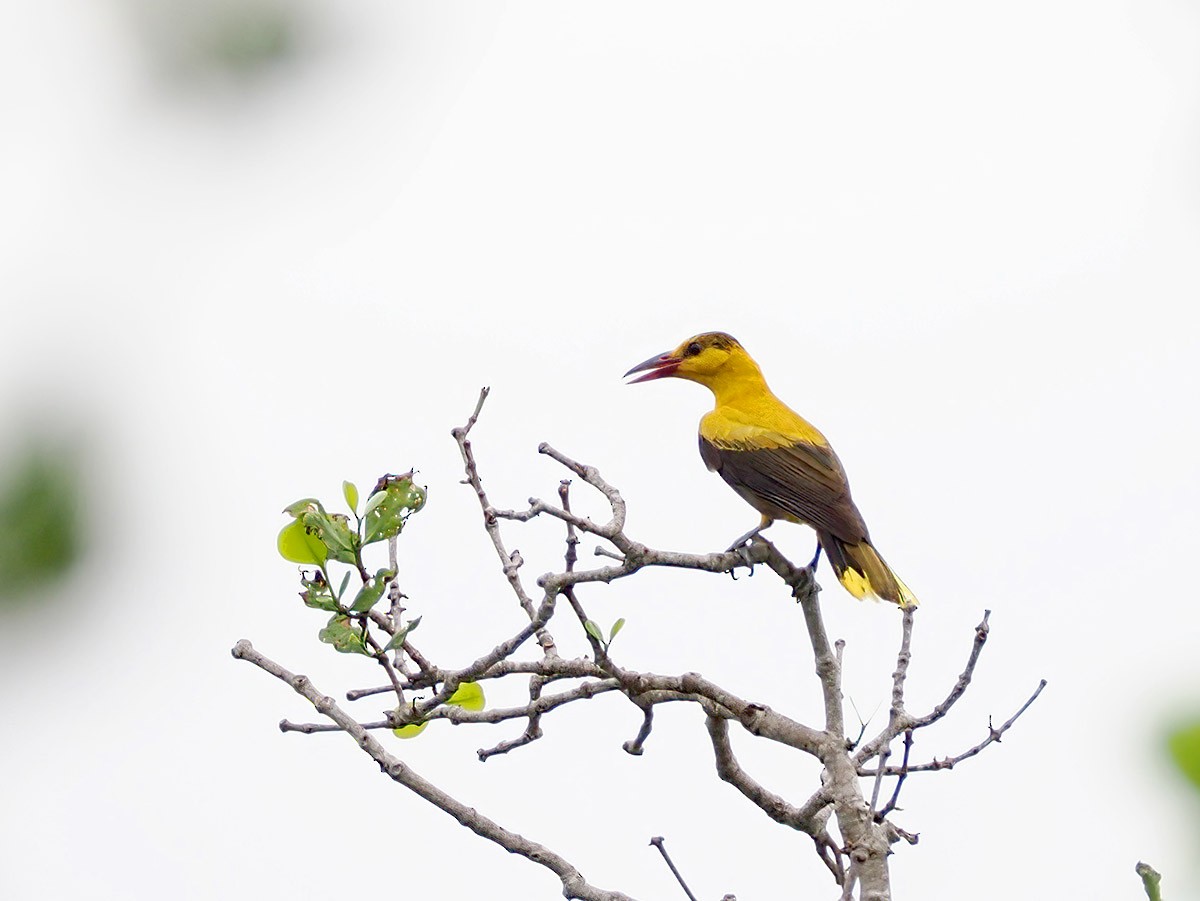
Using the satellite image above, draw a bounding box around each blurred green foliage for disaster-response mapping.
[0,443,82,601]
[1167,720,1200,793]
[123,0,307,85]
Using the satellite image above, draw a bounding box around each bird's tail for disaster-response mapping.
[818,532,918,608]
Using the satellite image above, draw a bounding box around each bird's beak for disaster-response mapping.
[624,350,681,383]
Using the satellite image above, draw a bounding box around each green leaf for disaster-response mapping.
[342,480,359,514]
[1167,720,1200,791]
[277,519,328,565]
[301,510,359,564]
[447,681,485,711]
[282,498,323,517]
[318,614,370,655]
[384,615,422,651]
[363,475,427,544]
[393,721,428,739]
[584,619,603,643]
[300,572,339,612]
[348,568,395,613]
[337,571,351,602]
[363,489,388,517]
[609,617,626,641]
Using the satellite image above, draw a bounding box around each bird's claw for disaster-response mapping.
[726,540,759,580]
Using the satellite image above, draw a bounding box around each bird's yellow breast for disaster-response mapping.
[700,394,829,452]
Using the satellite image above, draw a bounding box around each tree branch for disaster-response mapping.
[232,639,637,901]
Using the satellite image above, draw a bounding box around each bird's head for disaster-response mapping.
[624,332,758,389]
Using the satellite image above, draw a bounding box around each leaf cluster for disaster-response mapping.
[277,473,426,654]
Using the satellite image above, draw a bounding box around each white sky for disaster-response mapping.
[2,2,1199,898]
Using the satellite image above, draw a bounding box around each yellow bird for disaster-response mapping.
[625,331,917,608]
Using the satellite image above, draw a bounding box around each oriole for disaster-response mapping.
[625,331,917,608]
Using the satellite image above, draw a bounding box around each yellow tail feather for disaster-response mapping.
[826,536,918,609]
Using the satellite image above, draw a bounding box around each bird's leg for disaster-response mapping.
[726,516,774,554]
[808,543,823,572]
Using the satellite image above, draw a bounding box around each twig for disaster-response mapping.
[477,720,542,761]
[347,656,608,698]
[622,701,655,756]
[452,387,559,657]
[362,630,405,707]
[875,729,914,820]
[905,610,991,730]
[232,640,636,901]
[648,837,699,901]
[1136,861,1163,901]
[861,679,1048,776]
[868,744,891,812]
[878,729,912,820]
[839,860,858,901]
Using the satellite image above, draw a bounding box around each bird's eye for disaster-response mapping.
[686,342,702,357]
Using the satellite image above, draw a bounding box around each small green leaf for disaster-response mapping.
[584,619,603,643]
[278,519,328,564]
[318,614,370,655]
[609,617,626,641]
[342,480,359,514]
[348,568,395,613]
[1168,720,1200,791]
[363,490,388,517]
[337,571,351,601]
[300,572,339,612]
[447,682,485,711]
[282,498,323,517]
[384,615,422,651]
[393,721,429,739]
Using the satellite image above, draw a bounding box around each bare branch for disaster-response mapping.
[233,640,637,901]
[704,715,831,836]
[889,608,915,724]
[861,679,1047,776]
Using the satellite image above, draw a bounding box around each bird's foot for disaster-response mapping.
[725,527,764,554]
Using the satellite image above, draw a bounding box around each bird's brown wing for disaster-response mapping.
[700,436,869,543]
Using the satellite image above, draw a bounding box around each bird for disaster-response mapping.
[624,331,917,608]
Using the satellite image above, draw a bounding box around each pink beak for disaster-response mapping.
[624,350,681,383]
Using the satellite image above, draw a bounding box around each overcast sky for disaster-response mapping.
[2,2,1199,899]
